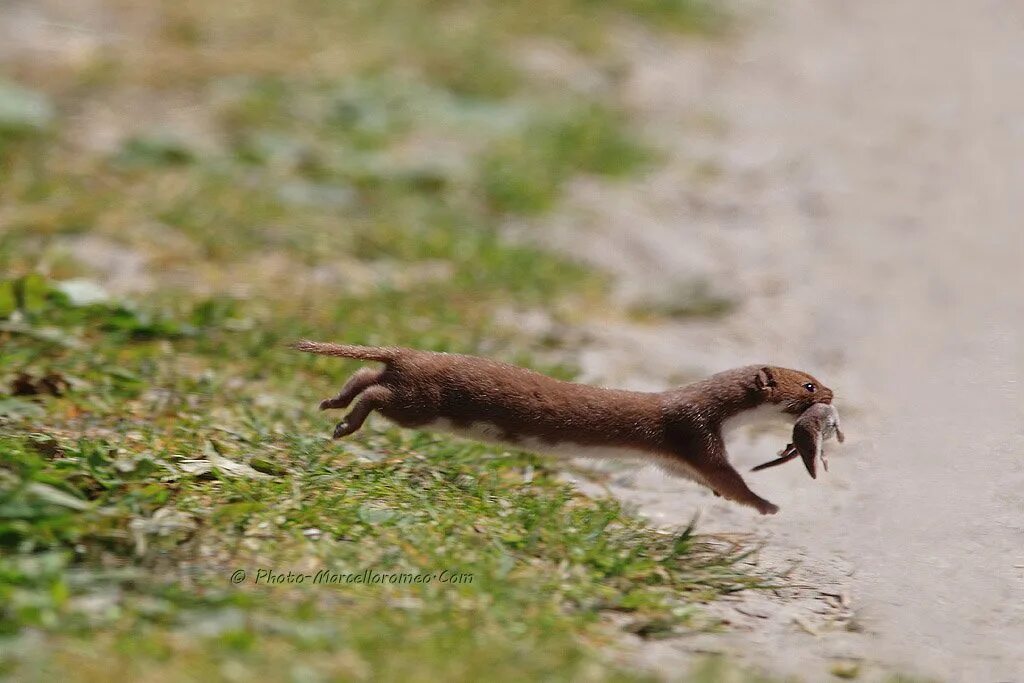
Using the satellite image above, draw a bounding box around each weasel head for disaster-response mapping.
[754,366,833,416]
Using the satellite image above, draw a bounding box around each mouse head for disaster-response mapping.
[754,366,833,415]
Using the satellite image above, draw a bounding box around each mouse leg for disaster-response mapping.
[319,368,384,411]
[332,385,393,438]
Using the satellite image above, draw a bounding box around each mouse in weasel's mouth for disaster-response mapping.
[751,402,845,479]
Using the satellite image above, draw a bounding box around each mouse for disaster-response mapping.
[751,402,844,479]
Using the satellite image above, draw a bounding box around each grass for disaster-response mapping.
[481,103,653,214]
[0,277,761,681]
[628,280,737,321]
[0,0,762,680]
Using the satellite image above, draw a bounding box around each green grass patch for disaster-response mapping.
[0,0,748,679]
[628,280,737,321]
[482,104,653,215]
[0,276,760,681]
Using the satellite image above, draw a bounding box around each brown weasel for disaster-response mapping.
[291,340,835,515]
[751,402,844,479]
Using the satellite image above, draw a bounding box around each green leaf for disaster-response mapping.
[15,273,49,314]
[0,280,15,318]
[249,457,287,476]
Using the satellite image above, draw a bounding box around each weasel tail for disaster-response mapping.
[290,340,400,363]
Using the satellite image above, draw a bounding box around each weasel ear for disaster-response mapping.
[755,367,777,390]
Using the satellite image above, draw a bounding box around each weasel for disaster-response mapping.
[751,402,844,479]
[291,340,835,515]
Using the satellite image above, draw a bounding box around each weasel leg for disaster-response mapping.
[665,433,779,514]
[700,463,779,515]
[332,385,393,438]
[319,368,384,411]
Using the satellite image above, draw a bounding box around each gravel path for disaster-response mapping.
[547,1,1024,679]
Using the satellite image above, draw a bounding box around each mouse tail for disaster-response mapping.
[290,340,401,363]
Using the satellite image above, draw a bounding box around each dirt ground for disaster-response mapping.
[543,1,1024,680]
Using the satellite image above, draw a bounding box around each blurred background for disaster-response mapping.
[1,0,710,349]
[3,0,1022,681]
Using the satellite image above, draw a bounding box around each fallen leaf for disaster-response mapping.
[26,482,90,511]
[177,444,271,480]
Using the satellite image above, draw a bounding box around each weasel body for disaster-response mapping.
[751,402,844,478]
[292,340,835,515]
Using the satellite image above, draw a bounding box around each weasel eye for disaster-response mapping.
[803,383,816,392]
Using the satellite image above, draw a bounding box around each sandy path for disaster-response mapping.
[545,1,1024,679]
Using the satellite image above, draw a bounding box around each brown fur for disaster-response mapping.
[292,340,835,515]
